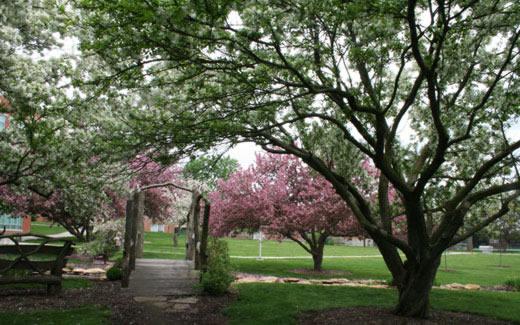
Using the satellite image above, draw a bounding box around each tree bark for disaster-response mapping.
[311,236,326,271]
[172,225,179,247]
[466,236,473,251]
[312,250,323,271]
[394,258,440,318]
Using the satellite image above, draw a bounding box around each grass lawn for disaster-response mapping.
[0,305,110,325]
[1,278,91,290]
[142,232,520,285]
[30,221,67,236]
[227,283,520,324]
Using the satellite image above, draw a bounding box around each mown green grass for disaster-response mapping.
[0,305,110,325]
[1,278,91,290]
[227,283,520,324]
[143,231,520,285]
[30,222,67,236]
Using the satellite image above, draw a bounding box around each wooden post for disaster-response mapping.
[135,191,145,258]
[122,198,134,288]
[129,194,139,271]
[193,194,201,269]
[199,200,210,272]
[186,191,197,261]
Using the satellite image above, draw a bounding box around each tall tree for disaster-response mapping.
[0,0,77,186]
[183,155,238,190]
[77,0,520,318]
[210,153,359,271]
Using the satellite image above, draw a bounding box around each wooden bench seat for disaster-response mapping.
[0,234,73,294]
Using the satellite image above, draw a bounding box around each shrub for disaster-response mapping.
[200,238,234,295]
[79,238,117,258]
[113,256,124,268]
[79,225,120,258]
[504,278,520,291]
[324,237,335,246]
[106,267,123,281]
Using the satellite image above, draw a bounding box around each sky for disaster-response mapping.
[227,142,261,167]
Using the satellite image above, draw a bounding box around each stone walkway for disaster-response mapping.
[125,259,200,296]
[123,259,201,320]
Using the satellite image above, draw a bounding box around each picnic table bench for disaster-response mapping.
[0,233,74,294]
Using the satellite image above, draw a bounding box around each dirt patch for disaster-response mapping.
[0,280,233,324]
[289,269,352,276]
[0,281,149,324]
[484,285,519,292]
[298,306,510,325]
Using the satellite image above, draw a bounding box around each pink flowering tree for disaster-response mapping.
[129,155,184,222]
[0,182,126,242]
[0,155,184,242]
[210,153,360,271]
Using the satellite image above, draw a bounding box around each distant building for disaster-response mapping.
[143,216,176,234]
[0,214,31,234]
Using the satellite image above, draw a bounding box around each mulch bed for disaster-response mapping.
[298,307,510,325]
[289,268,352,276]
[0,280,233,325]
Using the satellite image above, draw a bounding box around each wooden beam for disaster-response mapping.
[135,191,145,259]
[199,200,211,272]
[122,197,134,288]
[193,194,201,270]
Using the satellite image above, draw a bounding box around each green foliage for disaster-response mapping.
[183,155,238,189]
[324,237,335,246]
[504,278,520,291]
[79,227,119,258]
[113,256,124,268]
[201,237,234,295]
[106,266,123,281]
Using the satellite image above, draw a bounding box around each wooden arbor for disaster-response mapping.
[121,184,210,288]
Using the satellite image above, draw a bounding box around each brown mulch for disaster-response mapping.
[0,281,233,325]
[289,268,352,276]
[298,307,510,325]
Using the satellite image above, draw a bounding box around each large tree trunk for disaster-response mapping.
[312,250,323,271]
[58,222,87,242]
[311,236,326,271]
[394,258,440,318]
[84,221,93,242]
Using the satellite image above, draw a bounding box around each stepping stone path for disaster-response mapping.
[234,273,484,291]
[132,295,200,314]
